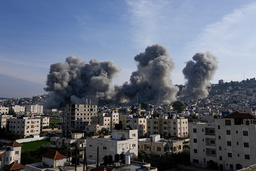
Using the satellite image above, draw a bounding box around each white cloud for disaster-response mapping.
[185,2,256,82]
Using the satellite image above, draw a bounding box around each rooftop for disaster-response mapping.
[223,111,256,119]
[42,150,67,160]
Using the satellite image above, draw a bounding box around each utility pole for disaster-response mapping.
[97,146,99,171]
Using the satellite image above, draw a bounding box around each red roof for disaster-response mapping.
[42,150,67,160]
[3,162,25,171]
[7,141,23,147]
[223,111,256,119]
[0,153,4,157]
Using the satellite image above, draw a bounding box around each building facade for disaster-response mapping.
[138,134,183,155]
[148,115,189,138]
[0,106,9,115]
[125,117,147,138]
[0,115,13,129]
[86,129,138,163]
[7,117,41,137]
[190,111,256,171]
[25,104,43,114]
[62,104,98,137]
[0,141,23,169]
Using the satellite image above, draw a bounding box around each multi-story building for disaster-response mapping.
[0,106,9,115]
[0,141,24,170]
[86,129,138,163]
[62,104,98,137]
[138,134,183,155]
[148,115,189,138]
[7,117,41,137]
[0,115,13,129]
[50,133,86,155]
[10,105,25,114]
[125,116,147,138]
[190,111,256,171]
[25,104,43,114]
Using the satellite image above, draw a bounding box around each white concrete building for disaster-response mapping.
[125,116,147,138]
[190,111,256,171]
[148,115,189,138]
[62,104,98,137]
[0,115,13,129]
[7,117,41,137]
[138,134,183,155]
[10,105,25,114]
[0,141,23,169]
[25,104,43,114]
[25,150,67,171]
[0,106,9,115]
[86,129,138,163]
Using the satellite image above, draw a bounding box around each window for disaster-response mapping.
[89,155,92,158]
[89,144,92,147]
[15,151,19,154]
[218,125,220,129]
[244,142,249,148]
[103,146,107,150]
[194,149,197,153]
[226,130,231,135]
[193,128,197,133]
[228,153,232,158]
[227,141,231,146]
[218,136,221,139]
[245,155,250,160]
[219,156,222,161]
[243,131,248,136]
[157,147,161,151]
[193,139,197,143]
[225,120,231,125]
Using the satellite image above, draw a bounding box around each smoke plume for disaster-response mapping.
[181,52,218,99]
[115,44,179,104]
[44,56,120,108]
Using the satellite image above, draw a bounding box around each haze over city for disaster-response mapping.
[1,0,256,98]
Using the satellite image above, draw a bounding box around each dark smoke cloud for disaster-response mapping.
[181,52,218,99]
[115,44,179,104]
[44,56,120,108]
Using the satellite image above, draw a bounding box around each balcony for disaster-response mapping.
[205,128,215,135]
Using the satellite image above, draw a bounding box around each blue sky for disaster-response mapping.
[1,0,256,98]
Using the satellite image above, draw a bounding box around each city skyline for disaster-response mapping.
[1,0,256,98]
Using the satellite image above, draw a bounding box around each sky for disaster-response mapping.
[1,0,256,98]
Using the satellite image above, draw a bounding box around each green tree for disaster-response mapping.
[172,101,186,113]
[98,128,109,135]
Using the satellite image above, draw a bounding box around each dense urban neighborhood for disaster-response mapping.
[1,79,256,171]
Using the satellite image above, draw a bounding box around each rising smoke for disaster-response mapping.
[115,44,179,104]
[44,56,121,108]
[181,52,218,100]
[44,45,218,108]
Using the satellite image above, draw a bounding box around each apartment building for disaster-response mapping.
[62,104,98,137]
[50,133,86,155]
[86,129,138,163]
[25,104,43,114]
[10,105,25,114]
[0,106,9,115]
[190,111,256,171]
[138,134,183,155]
[125,116,147,138]
[148,115,189,138]
[7,117,41,137]
[0,141,24,170]
[0,115,13,129]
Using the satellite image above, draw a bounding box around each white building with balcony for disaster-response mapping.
[190,111,256,171]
